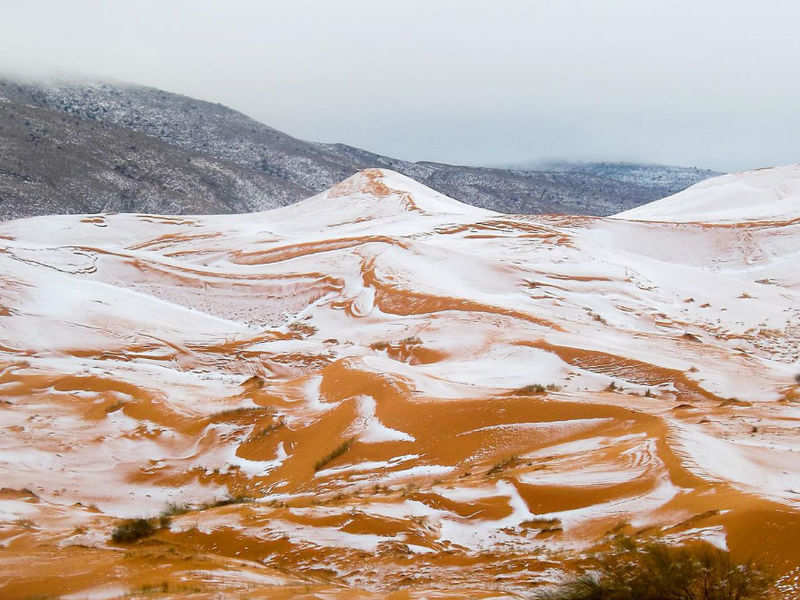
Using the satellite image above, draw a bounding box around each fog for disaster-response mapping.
[3,0,799,171]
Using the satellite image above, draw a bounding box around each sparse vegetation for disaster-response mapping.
[248,418,285,441]
[520,517,561,529]
[514,383,562,394]
[521,384,547,394]
[137,581,169,594]
[110,518,157,543]
[113,496,252,542]
[161,502,191,517]
[370,335,422,351]
[203,495,253,508]
[488,455,518,476]
[314,438,354,471]
[539,537,772,600]
[210,406,273,422]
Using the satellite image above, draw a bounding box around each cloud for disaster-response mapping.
[2,0,799,170]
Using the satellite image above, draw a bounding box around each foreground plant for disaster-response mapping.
[541,536,772,600]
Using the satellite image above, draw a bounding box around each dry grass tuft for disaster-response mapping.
[314,438,355,471]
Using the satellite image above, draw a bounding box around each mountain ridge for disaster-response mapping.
[0,76,719,220]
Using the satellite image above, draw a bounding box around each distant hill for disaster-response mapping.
[533,160,720,195]
[0,77,719,220]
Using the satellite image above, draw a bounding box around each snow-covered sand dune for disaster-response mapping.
[1,167,799,598]
[614,163,800,223]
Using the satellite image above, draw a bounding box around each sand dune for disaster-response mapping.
[1,168,798,598]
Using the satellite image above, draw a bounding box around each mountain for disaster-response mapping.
[532,160,720,196]
[1,167,797,598]
[0,77,717,220]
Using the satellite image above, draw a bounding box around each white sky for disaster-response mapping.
[2,0,799,171]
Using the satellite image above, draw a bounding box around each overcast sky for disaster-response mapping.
[2,0,799,171]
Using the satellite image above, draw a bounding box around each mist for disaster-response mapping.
[2,0,799,171]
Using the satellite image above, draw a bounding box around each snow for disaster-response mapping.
[348,395,415,443]
[254,518,388,553]
[61,584,131,600]
[0,165,798,586]
[670,422,800,506]
[186,569,289,587]
[614,163,800,223]
[462,418,612,437]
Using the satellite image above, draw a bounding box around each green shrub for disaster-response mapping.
[517,384,547,394]
[110,518,156,543]
[541,537,772,600]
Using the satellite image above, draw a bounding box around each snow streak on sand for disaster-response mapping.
[1,167,799,599]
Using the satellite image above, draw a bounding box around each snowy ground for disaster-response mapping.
[1,167,798,598]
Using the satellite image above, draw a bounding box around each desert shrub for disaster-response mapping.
[110,518,156,543]
[370,337,421,351]
[205,495,252,508]
[210,406,273,421]
[541,537,772,600]
[487,455,518,476]
[517,384,547,394]
[516,383,561,394]
[314,438,354,471]
[249,418,286,441]
[161,502,190,517]
[138,582,169,594]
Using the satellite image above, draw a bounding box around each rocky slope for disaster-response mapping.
[0,77,717,220]
[0,167,797,598]
[537,160,720,195]
[0,94,304,220]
